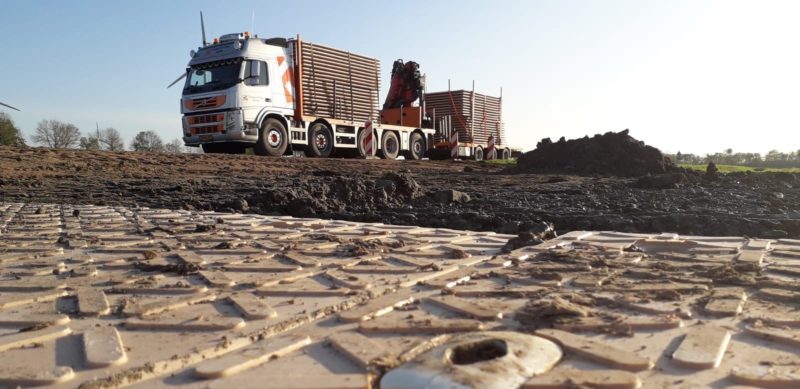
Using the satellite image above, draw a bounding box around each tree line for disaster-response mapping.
[0,113,195,153]
[667,149,800,169]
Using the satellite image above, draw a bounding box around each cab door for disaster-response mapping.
[272,56,295,112]
[240,60,273,118]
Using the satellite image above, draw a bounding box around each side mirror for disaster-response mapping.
[250,61,261,79]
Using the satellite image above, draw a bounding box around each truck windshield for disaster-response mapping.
[183,58,243,94]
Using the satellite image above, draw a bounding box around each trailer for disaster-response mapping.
[176,32,435,159]
[425,88,511,161]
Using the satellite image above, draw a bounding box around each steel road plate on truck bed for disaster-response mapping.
[0,202,799,388]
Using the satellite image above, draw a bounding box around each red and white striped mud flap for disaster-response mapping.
[486,135,496,160]
[450,131,459,160]
[362,119,378,159]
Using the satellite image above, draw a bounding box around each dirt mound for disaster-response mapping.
[515,130,674,177]
[243,172,424,217]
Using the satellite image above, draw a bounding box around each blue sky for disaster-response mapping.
[1,0,798,154]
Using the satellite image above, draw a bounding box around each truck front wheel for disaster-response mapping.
[255,118,288,157]
[380,131,399,160]
[404,132,425,160]
[306,122,333,158]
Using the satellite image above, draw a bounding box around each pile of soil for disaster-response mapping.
[240,172,424,217]
[515,130,675,177]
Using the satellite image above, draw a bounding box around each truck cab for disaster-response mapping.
[181,33,293,154]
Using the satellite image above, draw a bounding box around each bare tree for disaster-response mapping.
[184,145,202,154]
[164,138,185,153]
[79,136,101,149]
[100,128,125,151]
[32,119,81,148]
[78,127,126,151]
[131,130,165,152]
[79,129,101,150]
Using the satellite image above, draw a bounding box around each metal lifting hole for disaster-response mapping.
[448,339,508,365]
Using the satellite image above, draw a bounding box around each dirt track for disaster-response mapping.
[1,146,798,238]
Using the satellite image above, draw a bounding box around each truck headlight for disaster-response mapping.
[225,111,237,131]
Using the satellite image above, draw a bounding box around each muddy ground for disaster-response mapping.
[0,146,798,238]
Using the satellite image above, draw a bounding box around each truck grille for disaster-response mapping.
[188,114,224,125]
[190,125,224,135]
[184,95,226,110]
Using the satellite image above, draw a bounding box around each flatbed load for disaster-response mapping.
[425,89,510,160]
[425,90,506,146]
[288,40,380,123]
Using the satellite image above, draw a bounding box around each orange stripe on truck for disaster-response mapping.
[282,67,294,104]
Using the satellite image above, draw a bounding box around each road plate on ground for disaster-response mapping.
[0,202,798,388]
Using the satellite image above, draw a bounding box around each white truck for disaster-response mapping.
[173,30,436,159]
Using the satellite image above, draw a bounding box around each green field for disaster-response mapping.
[679,164,800,173]
[480,161,800,172]
[483,158,518,165]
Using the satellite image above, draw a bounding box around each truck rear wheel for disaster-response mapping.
[404,132,425,160]
[379,131,399,160]
[306,122,333,158]
[474,146,484,161]
[255,118,288,157]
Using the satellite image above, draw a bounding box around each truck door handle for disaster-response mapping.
[265,98,271,102]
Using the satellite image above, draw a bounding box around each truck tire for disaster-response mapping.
[379,131,399,160]
[306,122,333,158]
[502,148,511,160]
[405,132,425,160]
[474,146,484,161]
[255,118,288,157]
